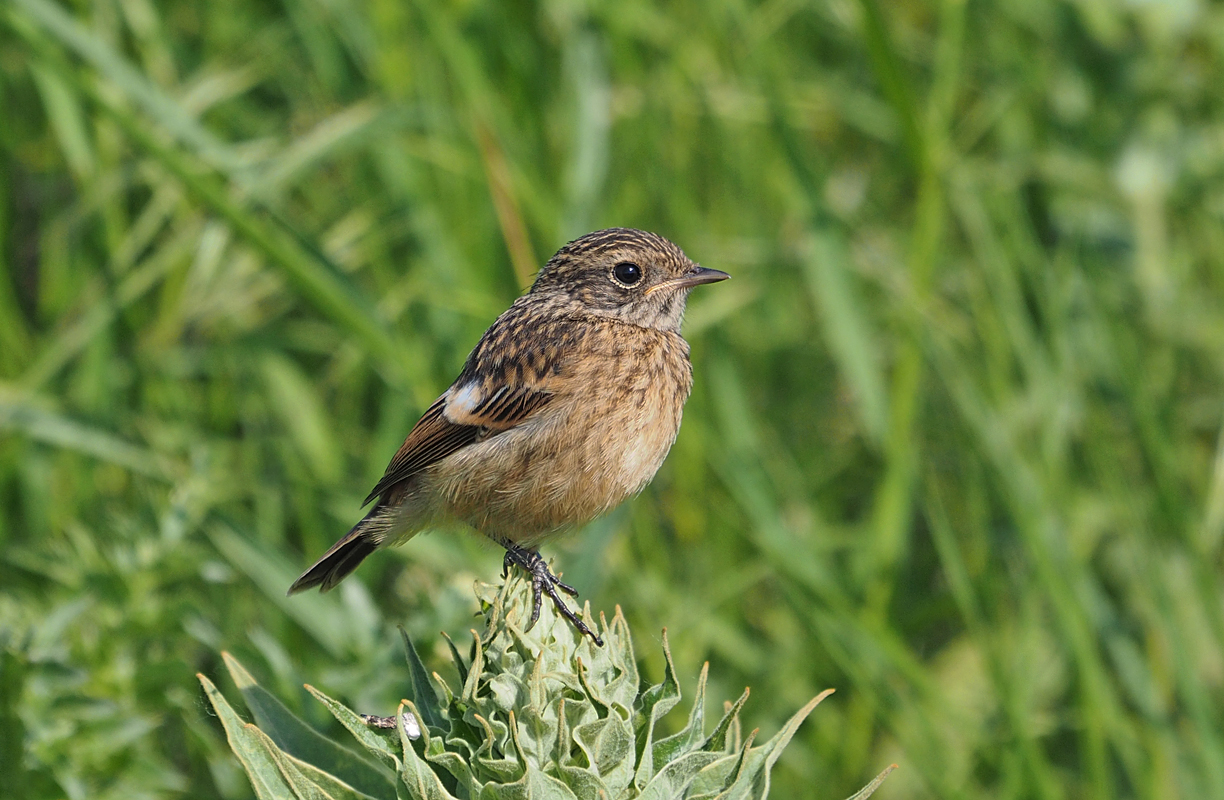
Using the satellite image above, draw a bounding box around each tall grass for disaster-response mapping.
[2,0,1223,797]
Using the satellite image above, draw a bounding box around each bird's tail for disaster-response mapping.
[287,509,383,595]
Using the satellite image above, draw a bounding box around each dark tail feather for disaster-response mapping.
[288,513,380,595]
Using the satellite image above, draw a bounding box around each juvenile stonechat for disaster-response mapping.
[288,228,728,644]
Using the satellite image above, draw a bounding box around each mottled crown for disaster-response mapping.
[530,228,693,295]
[524,228,704,331]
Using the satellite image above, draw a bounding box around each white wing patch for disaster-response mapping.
[445,382,483,421]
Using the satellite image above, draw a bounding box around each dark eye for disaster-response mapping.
[612,262,642,286]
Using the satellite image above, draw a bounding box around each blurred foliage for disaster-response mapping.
[1,0,1223,798]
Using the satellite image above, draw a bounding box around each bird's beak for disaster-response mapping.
[646,267,730,295]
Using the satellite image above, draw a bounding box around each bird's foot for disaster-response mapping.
[501,545,603,646]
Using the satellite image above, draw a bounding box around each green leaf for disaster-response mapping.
[223,652,396,800]
[0,647,29,794]
[17,220,197,391]
[250,101,392,201]
[843,765,897,800]
[636,748,725,800]
[695,728,757,800]
[476,764,579,800]
[198,673,295,799]
[717,691,834,799]
[440,631,470,687]
[652,662,709,769]
[10,0,241,170]
[400,626,445,730]
[5,12,409,380]
[399,701,460,800]
[572,711,634,795]
[306,685,402,773]
[678,752,744,800]
[701,689,749,755]
[249,722,384,800]
[633,628,682,791]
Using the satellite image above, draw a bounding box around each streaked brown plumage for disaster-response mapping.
[288,228,728,644]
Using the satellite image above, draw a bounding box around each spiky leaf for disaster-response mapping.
[223,652,395,799]
[205,577,889,800]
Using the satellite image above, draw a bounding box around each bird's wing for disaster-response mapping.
[362,299,584,505]
[361,368,557,506]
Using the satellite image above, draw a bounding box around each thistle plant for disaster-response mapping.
[200,576,893,799]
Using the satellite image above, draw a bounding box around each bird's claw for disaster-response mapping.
[502,545,603,646]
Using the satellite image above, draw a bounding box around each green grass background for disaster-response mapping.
[2,0,1224,797]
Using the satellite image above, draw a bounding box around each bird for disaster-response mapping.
[288,228,728,645]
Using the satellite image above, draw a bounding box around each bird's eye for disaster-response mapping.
[612,262,643,286]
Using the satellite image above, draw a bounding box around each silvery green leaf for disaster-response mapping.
[513,687,558,770]
[843,765,896,800]
[466,712,519,781]
[556,764,610,800]
[487,672,527,714]
[247,725,332,800]
[600,608,639,712]
[476,763,580,800]
[198,674,295,799]
[400,626,445,730]
[306,685,402,772]
[694,729,756,800]
[462,630,486,706]
[700,690,749,755]
[714,691,832,799]
[223,652,396,800]
[652,662,709,769]
[572,710,634,795]
[282,752,388,800]
[576,654,612,722]
[440,631,470,687]
[634,629,682,791]
[475,754,524,784]
[636,749,725,800]
[426,748,481,799]
[207,577,861,800]
[554,701,610,799]
[399,701,460,800]
[249,722,384,800]
[676,752,742,800]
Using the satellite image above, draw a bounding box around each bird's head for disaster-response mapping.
[529,228,728,332]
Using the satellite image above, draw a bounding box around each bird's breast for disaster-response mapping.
[564,327,692,496]
[428,328,693,544]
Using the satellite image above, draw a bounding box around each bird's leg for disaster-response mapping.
[501,544,603,646]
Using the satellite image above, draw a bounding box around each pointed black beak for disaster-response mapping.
[645,266,730,296]
[674,267,730,289]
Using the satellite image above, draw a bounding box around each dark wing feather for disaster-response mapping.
[362,300,574,506]
[362,396,477,505]
[362,384,555,506]
[454,383,555,428]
